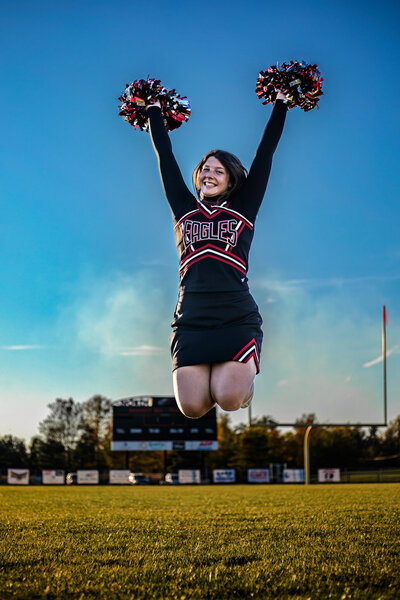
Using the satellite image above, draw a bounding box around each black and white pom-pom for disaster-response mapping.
[118,78,191,132]
[256,61,323,111]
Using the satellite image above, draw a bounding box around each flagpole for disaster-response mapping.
[382,305,387,426]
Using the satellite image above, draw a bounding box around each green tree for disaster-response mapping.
[233,427,271,479]
[0,435,29,473]
[73,395,111,469]
[312,427,367,470]
[38,398,81,470]
[380,417,400,457]
[29,436,65,472]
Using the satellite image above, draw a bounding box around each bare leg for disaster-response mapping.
[210,360,257,412]
[173,364,215,418]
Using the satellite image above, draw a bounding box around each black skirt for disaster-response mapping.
[170,290,263,373]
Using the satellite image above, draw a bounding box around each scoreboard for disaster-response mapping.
[111,396,218,451]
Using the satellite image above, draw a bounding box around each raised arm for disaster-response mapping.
[147,105,194,218]
[240,97,288,221]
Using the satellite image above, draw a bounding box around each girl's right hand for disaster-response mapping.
[145,100,161,110]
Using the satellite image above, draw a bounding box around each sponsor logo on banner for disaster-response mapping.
[8,469,30,485]
[109,470,131,484]
[172,441,185,450]
[283,469,304,483]
[77,470,99,484]
[111,441,173,451]
[42,470,65,485]
[318,468,341,483]
[248,469,270,483]
[178,470,201,484]
[213,469,236,483]
[185,440,218,451]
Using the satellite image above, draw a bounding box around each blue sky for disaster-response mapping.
[1,0,399,441]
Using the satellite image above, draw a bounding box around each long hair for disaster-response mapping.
[192,150,248,202]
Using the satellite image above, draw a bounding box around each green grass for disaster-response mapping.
[1,484,399,599]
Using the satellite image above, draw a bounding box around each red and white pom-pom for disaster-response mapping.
[256,61,323,111]
[118,78,191,132]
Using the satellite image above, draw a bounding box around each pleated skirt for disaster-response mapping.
[170,290,263,373]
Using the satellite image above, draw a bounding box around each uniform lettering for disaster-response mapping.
[183,219,239,248]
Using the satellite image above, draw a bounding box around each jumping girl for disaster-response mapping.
[145,92,288,418]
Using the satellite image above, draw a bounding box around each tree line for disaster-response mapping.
[1,396,399,479]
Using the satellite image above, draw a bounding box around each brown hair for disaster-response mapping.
[192,150,248,202]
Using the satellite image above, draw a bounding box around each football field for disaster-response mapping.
[1,484,399,599]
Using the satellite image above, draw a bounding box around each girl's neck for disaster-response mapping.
[200,194,222,205]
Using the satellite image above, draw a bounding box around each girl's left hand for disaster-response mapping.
[145,99,161,111]
[276,91,287,101]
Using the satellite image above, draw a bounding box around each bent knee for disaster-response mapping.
[176,399,211,419]
[214,391,243,412]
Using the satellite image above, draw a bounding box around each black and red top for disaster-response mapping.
[148,101,287,293]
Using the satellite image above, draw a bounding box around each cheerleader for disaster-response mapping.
[144,92,288,417]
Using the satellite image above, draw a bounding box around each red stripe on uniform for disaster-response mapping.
[180,244,247,274]
[233,338,260,373]
[179,253,247,276]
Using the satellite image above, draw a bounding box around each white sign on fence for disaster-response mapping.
[8,469,30,485]
[318,468,341,483]
[213,469,236,483]
[77,470,99,484]
[283,469,304,483]
[184,441,219,450]
[248,469,270,483]
[42,470,64,485]
[112,441,173,451]
[178,469,201,484]
[109,470,131,484]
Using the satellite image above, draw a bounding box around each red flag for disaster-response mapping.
[383,306,388,326]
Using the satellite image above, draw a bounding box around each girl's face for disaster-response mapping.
[199,157,230,198]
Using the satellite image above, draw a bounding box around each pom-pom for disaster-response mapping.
[118,78,191,132]
[256,61,323,111]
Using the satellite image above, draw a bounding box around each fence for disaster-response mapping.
[1,468,400,485]
[339,469,400,484]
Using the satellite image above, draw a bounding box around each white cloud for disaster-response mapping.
[119,345,164,356]
[277,379,289,387]
[70,270,172,358]
[363,345,400,368]
[253,274,400,294]
[53,269,176,400]
[1,345,45,351]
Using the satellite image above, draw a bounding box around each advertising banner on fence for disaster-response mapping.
[112,441,173,451]
[318,468,340,482]
[178,470,201,484]
[42,470,64,485]
[77,470,99,484]
[184,440,219,451]
[8,469,29,485]
[283,469,304,483]
[109,470,131,484]
[248,469,270,483]
[213,469,236,483]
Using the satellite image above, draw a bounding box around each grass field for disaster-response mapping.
[1,484,399,599]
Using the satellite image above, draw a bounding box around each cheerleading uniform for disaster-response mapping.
[147,100,287,373]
